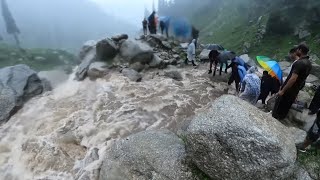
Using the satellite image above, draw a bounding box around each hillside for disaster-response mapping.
[160,0,320,61]
[193,0,320,61]
[0,43,77,71]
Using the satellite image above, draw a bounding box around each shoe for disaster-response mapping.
[298,148,307,153]
[208,70,212,74]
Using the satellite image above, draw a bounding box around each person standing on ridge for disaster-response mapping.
[142,18,148,36]
[148,11,156,34]
[272,44,312,120]
[185,39,197,66]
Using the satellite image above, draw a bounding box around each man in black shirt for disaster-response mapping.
[272,44,312,120]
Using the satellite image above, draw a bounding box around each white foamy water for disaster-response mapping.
[0,65,227,179]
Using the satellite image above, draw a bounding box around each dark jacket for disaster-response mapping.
[261,74,273,94]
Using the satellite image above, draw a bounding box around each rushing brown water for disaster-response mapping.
[0,64,228,179]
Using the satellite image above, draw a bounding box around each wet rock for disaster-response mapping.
[111,34,129,42]
[311,62,320,79]
[164,70,183,81]
[309,54,319,62]
[75,148,100,180]
[239,54,255,66]
[149,54,163,68]
[173,54,180,59]
[243,42,251,53]
[299,30,311,39]
[121,68,142,82]
[75,47,97,81]
[87,68,108,81]
[79,40,96,60]
[288,127,307,145]
[306,74,319,83]
[290,166,313,180]
[180,43,189,49]
[129,62,145,72]
[0,64,43,122]
[40,78,52,92]
[162,41,172,49]
[278,61,291,71]
[199,49,210,60]
[186,95,297,180]
[96,39,118,61]
[120,40,154,65]
[99,130,192,180]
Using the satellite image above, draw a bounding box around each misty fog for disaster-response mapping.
[0,0,156,52]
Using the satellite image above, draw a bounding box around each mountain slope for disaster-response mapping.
[160,0,320,61]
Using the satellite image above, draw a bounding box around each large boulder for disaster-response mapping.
[149,54,163,68]
[88,61,110,81]
[0,64,43,122]
[75,46,97,81]
[111,34,129,42]
[121,68,142,82]
[164,70,183,81]
[120,40,154,65]
[96,39,118,61]
[186,95,297,180]
[99,130,192,180]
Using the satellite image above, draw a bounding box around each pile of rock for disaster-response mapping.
[94,95,310,180]
[75,34,185,82]
[0,64,44,123]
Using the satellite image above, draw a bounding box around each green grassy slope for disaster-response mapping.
[192,0,320,61]
[0,43,78,71]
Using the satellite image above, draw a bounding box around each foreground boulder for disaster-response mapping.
[99,130,192,180]
[120,40,154,64]
[0,64,43,122]
[186,95,297,180]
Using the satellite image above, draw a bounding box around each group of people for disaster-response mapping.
[142,11,170,37]
[207,49,281,105]
[207,43,318,152]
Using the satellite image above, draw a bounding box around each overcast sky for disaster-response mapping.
[90,0,158,27]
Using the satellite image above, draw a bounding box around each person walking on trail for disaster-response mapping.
[258,71,273,104]
[309,85,320,115]
[272,44,312,120]
[142,18,148,36]
[185,39,197,66]
[148,11,156,34]
[298,110,320,152]
[239,66,261,105]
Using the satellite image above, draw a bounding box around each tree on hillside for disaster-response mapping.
[1,0,20,47]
